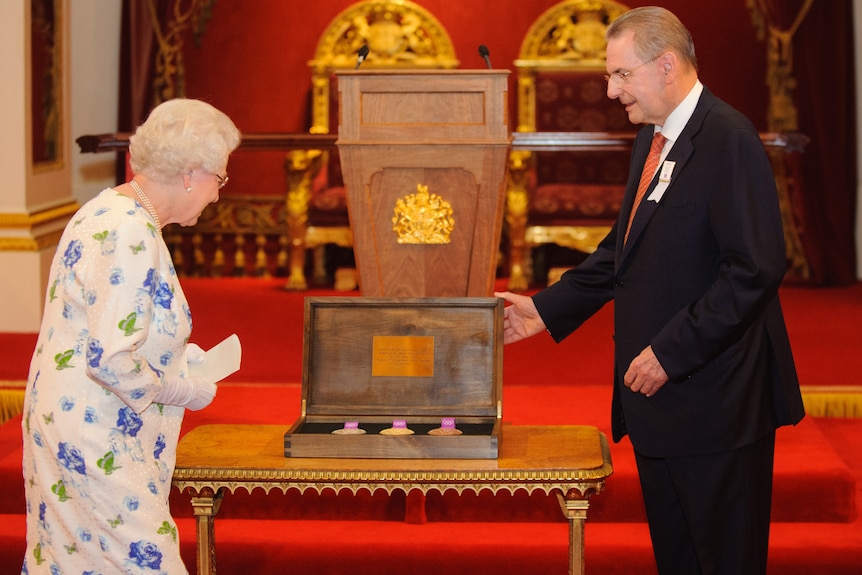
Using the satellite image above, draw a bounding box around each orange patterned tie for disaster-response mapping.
[625,132,666,244]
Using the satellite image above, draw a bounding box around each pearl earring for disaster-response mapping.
[186,186,192,193]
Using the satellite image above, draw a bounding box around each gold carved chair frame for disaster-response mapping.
[506,0,631,290]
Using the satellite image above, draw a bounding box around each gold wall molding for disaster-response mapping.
[0,231,64,252]
[0,201,78,251]
[0,201,79,228]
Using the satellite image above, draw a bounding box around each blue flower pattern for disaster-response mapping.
[124,496,140,511]
[128,540,163,570]
[153,434,166,460]
[57,442,87,476]
[61,240,83,269]
[22,189,192,573]
[116,407,144,438]
[86,339,103,368]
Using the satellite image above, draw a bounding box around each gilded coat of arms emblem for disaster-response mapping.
[392,184,455,244]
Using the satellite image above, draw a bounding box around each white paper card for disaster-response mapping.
[648,161,676,203]
[189,334,242,383]
[647,181,670,203]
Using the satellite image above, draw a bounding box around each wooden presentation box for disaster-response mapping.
[284,297,503,459]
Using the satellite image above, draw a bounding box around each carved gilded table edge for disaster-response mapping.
[173,464,612,496]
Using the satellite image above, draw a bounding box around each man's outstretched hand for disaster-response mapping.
[494,291,548,344]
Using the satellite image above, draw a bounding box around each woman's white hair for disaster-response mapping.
[129,98,241,183]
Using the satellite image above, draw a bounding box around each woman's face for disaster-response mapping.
[176,168,227,227]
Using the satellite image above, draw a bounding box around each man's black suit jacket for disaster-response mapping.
[532,86,805,458]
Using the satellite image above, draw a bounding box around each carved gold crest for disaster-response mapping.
[392,184,454,244]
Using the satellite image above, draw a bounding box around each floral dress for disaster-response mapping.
[22,189,193,574]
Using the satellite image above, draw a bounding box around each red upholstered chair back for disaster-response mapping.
[531,70,630,226]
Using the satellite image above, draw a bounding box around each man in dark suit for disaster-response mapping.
[495,7,805,575]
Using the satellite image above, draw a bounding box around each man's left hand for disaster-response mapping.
[624,345,669,397]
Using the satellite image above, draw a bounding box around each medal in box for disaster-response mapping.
[284,297,503,459]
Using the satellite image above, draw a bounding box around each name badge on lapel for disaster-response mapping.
[647,160,676,203]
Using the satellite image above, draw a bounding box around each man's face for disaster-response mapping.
[605,30,670,126]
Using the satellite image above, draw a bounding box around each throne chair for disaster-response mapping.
[506,0,633,290]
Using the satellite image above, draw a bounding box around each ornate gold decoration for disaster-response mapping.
[308,0,459,134]
[164,195,288,278]
[747,0,813,280]
[515,0,630,132]
[173,471,610,493]
[146,0,217,105]
[747,0,814,133]
[505,150,534,291]
[392,184,454,245]
[519,0,628,62]
[526,225,611,254]
[284,149,324,290]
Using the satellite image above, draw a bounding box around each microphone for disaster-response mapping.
[355,45,370,70]
[478,45,492,69]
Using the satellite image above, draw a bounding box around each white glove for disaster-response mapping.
[154,375,217,411]
[186,343,206,364]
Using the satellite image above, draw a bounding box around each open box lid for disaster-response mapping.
[301,297,503,419]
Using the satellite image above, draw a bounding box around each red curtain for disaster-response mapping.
[792,0,857,284]
[116,0,157,183]
[118,0,157,132]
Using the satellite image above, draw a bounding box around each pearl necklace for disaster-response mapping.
[129,179,162,233]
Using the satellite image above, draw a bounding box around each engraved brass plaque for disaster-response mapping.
[371,335,435,377]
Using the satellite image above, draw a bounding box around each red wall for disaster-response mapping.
[180,0,768,197]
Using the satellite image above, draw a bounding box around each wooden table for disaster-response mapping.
[172,424,613,575]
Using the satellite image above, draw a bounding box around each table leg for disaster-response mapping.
[557,492,590,575]
[189,487,225,575]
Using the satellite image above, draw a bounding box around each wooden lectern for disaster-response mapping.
[336,70,511,297]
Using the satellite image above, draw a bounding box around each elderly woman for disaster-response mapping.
[21,98,241,574]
